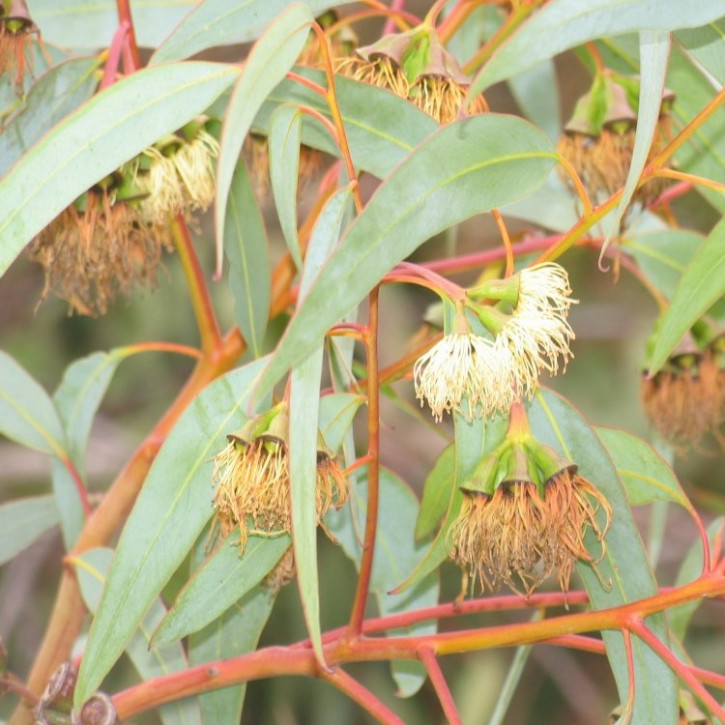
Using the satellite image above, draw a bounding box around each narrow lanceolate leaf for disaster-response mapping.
[507,59,561,141]
[53,350,126,470]
[153,534,289,646]
[189,586,277,724]
[74,548,201,725]
[74,358,267,708]
[326,468,440,697]
[0,495,59,567]
[52,350,127,549]
[269,105,303,270]
[254,114,556,398]
[215,4,313,277]
[27,0,196,49]
[151,0,356,64]
[648,217,725,374]
[0,62,238,278]
[530,389,678,725]
[224,159,270,358]
[595,427,691,509]
[470,0,725,95]
[288,187,351,667]
[0,56,100,177]
[0,350,66,456]
[415,445,455,541]
[602,31,671,260]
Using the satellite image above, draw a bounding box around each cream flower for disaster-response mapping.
[494,263,576,396]
[414,332,516,422]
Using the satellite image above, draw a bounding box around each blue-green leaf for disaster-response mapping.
[214,4,313,277]
[75,357,268,707]
[0,56,100,176]
[154,534,289,647]
[470,0,725,95]
[415,445,455,541]
[224,159,270,358]
[0,495,59,567]
[530,389,678,725]
[0,350,66,457]
[596,427,690,509]
[648,217,725,373]
[74,548,201,725]
[27,0,197,49]
[151,0,357,64]
[288,186,350,666]
[602,31,671,258]
[189,586,277,724]
[269,105,304,270]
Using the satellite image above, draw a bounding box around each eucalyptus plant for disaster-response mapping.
[1,1,725,724]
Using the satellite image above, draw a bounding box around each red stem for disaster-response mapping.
[630,621,725,722]
[60,456,92,518]
[347,286,381,636]
[116,0,141,70]
[323,668,405,725]
[383,0,407,35]
[100,22,127,90]
[418,646,462,725]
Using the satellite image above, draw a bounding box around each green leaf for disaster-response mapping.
[470,0,725,95]
[669,518,722,640]
[0,495,59,567]
[74,548,201,725]
[507,59,561,141]
[626,228,703,299]
[189,586,277,724]
[0,56,100,177]
[326,468,440,697]
[269,105,303,270]
[415,445,455,541]
[602,31,671,257]
[258,71,437,180]
[75,357,268,707]
[214,4,313,277]
[154,534,289,647]
[151,0,357,64]
[530,389,678,725]
[288,185,350,666]
[28,0,197,49]
[648,217,725,373]
[50,459,85,553]
[0,350,66,456]
[596,427,691,509]
[52,349,126,549]
[224,159,270,358]
[0,61,238,278]
[676,18,725,85]
[254,114,556,397]
[318,393,364,453]
[53,350,125,470]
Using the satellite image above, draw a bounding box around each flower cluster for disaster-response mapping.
[335,24,487,124]
[28,118,219,315]
[414,263,576,422]
[557,71,674,205]
[642,335,725,449]
[212,404,349,552]
[448,433,611,596]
